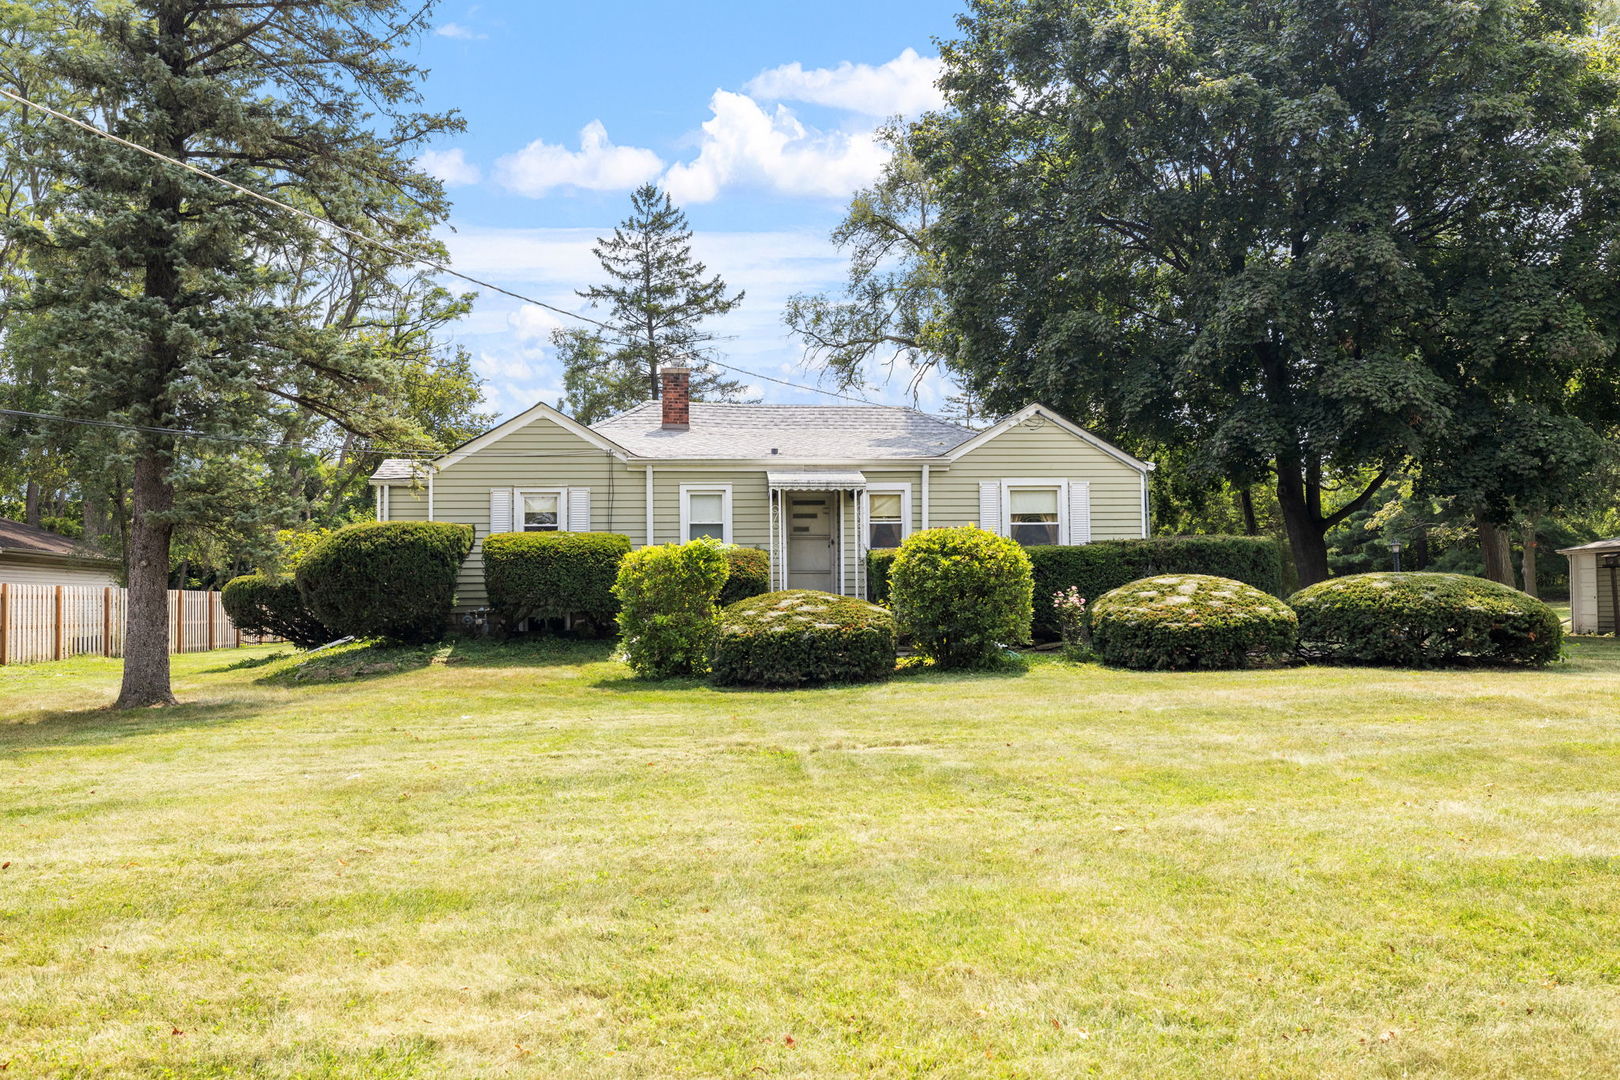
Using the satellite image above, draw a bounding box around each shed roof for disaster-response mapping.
[0,518,116,563]
[1556,537,1620,555]
[591,402,974,460]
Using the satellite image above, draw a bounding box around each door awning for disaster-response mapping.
[766,469,867,491]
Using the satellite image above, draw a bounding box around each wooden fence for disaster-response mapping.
[0,584,267,666]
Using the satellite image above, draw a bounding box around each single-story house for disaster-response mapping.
[369,367,1155,606]
[0,517,121,588]
[1557,537,1620,633]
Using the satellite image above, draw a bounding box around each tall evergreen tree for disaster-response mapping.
[6,0,462,706]
[574,183,745,415]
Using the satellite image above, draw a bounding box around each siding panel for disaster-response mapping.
[935,422,1146,539]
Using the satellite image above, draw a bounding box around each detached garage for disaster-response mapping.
[0,518,120,588]
[1557,537,1620,634]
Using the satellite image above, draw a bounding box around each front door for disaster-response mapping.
[786,493,836,591]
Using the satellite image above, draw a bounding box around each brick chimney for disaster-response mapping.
[660,366,691,429]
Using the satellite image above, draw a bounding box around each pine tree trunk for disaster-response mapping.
[116,1,188,708]
[1520,522,1539,599]
[116,450,177,708]
[24,481,41,526]
[1476,511,1516,588]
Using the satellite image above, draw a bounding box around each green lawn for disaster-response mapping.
[4,638,1620,1079]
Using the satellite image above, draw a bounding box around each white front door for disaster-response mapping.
[786,493,836,591]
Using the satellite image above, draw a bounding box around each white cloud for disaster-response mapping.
[435,22,486,40]
[745,48,945,117]
[417,148,482,187]
[661,91,888,204]
[507,304,565,343]
[496,121,665,197]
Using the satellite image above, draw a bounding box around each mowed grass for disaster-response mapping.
[3,637,1620,1079]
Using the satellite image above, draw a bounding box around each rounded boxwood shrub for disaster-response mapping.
[221,573,334,648]
[295,521,474,644]
[483,531,630,632]
[719,546,771,606]
[888,525,1034,668]
[612,538,731,679]
[712,589,896,687]
[1290,572,1562,667]
[1091,574,1297,670]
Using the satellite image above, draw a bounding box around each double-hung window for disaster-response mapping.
[520,490,562,532]
[865,484,911,549]
[680,485,731,542]
[1007,485,1061,546]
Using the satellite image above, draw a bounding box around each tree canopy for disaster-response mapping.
[914,0,1620,584]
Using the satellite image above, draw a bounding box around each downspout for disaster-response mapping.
[1140,471,1150,538]
[921,464,930,530]
[644,465,654,547]
[427,467,435,521]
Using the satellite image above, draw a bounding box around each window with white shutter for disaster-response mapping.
[999,479,1074,546]
[516,490,564,532]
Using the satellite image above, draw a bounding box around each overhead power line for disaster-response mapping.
[0,85,878,407]
[0,407,607,460]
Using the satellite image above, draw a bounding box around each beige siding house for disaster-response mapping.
[0,518,121,587]
[371,368,1154,607]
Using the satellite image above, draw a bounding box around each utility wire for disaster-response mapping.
[0,407,603,460]
[0,85,879,407]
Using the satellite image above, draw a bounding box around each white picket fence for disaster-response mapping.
[0,583,270,666]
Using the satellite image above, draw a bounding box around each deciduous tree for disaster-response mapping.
[917,0,1620,585]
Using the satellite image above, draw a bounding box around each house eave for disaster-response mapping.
[0,547,120,570]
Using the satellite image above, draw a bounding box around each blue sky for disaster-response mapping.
[410,1,964,419]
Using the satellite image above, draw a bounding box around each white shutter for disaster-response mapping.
[567,488,592,532]
[1068,481,1092,545]
[489,488,513,535]
[979,482,1003,535]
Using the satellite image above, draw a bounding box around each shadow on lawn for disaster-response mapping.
[255,635,618,686]
[0,697,267,750]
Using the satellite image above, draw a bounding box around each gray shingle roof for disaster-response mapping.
[369,458,419,482]
[0,517,116,562]
[591,402,974,460]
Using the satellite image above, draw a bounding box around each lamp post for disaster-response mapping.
[1390,540,1403,573]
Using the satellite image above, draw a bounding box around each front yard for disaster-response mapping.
[3,639,1620,1078]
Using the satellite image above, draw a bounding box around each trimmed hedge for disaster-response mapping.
[296,521,474,644]
[889,526,1034,668]
[1091,574,1298,670]
[872,536,1285,640]
[483,531,630,631]
[1290,572,1562,667]
[221,573,333,649]
[612,538,731,679]
[720,546,771,606]
[712,589,895,687]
